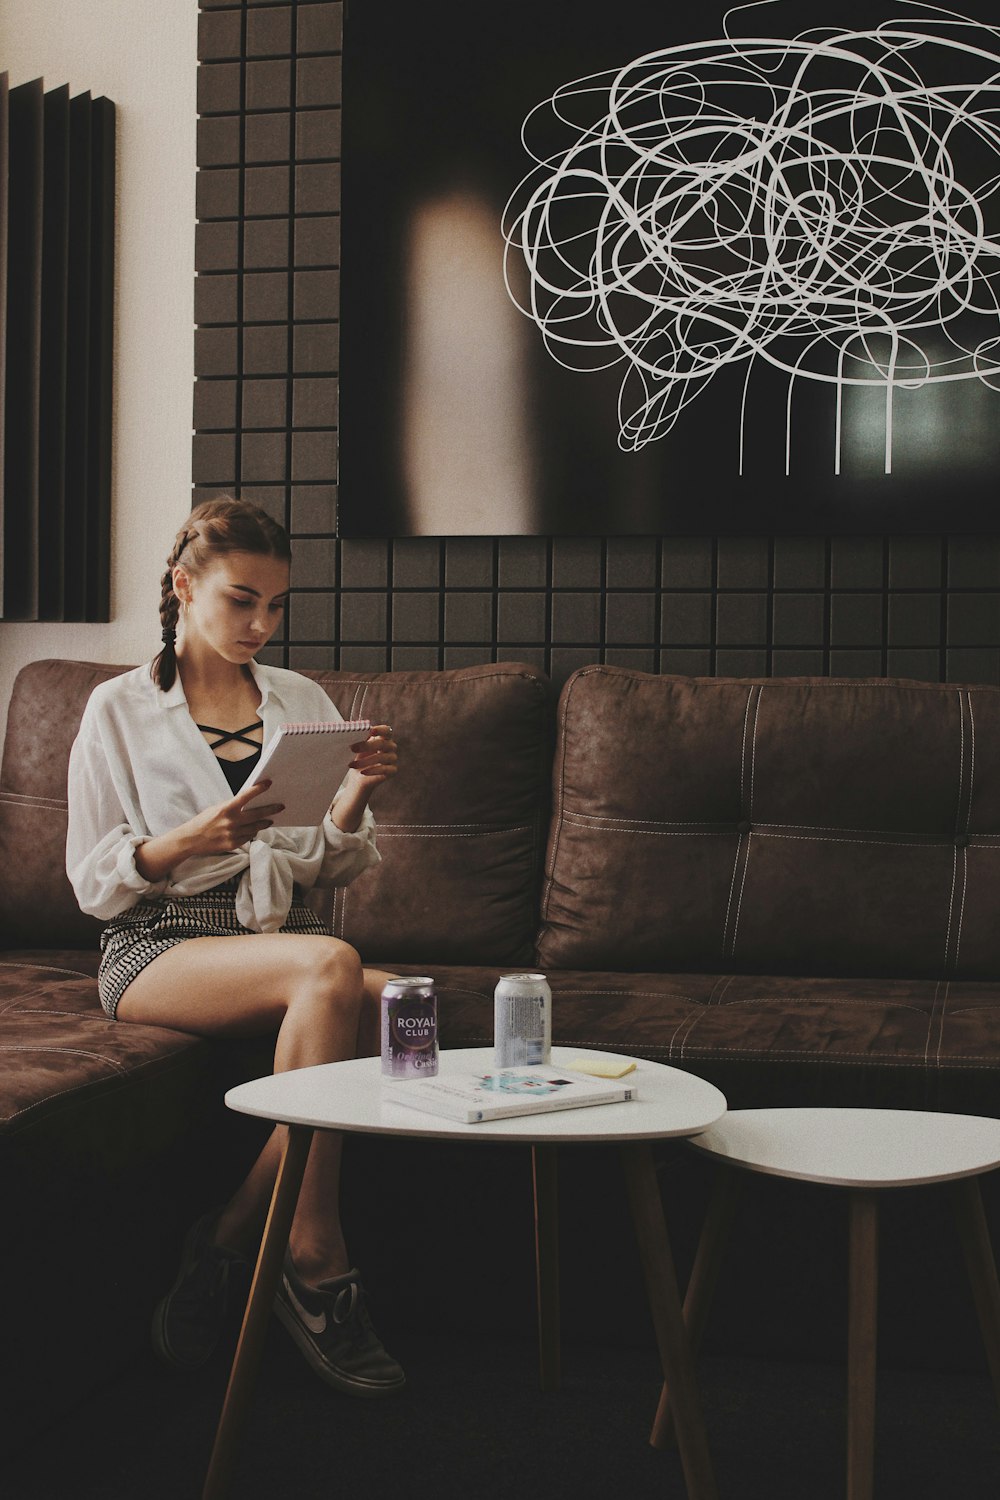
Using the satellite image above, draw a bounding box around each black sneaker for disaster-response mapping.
[151,1211,247,1371]
[274,1252,406,1397]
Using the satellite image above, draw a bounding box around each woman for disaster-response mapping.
[66,497,404,1398]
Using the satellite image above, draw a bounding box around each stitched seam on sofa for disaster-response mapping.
[968,690,977,826]
[727,997,933,1014]
[0,792,67,809]
[953,691,974,970]
[563,815,733,835]
[945,692,967,973]
[0,961,96,979]
[667,973,723,1057]
[541,667,578,923]
[723,687,759,960]
[754,832,945,848]
[542,988,700,1001]
[564,813,738,828]
[560,814,973,845]
[0,991,92,1014]
[739,685,753,810]
[730,835,754,961]
[375,821,532,830]
[748,684,763,819]
[670,974,734,1059]
[937,981,951,1066]
[374,828,532,839]
[3,1008,111,1018]
[950,846,969,973]
[613,1042,997,1064]
[0,1044,127,1073]
[338,668,549,719]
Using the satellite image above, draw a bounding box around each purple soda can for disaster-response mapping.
[381,977,439,1078]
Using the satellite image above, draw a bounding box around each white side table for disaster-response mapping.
[654,1108,1000,1500]
[202,1047,726,1500]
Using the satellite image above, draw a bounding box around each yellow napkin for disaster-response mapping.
[565,1057,637,1079]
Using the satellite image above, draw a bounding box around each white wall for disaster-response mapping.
[0,0,197,743]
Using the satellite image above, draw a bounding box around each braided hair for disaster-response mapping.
[151,496,292,691]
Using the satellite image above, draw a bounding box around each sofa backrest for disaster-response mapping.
[0,659,552,965]
[0,659,124,950]
[536,667,1000,981]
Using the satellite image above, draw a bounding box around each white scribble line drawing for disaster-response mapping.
[501,2,1000,473]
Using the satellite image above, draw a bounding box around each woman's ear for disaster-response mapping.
[172,565,192,606]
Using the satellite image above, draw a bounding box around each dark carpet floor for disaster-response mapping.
[4,1321,1000,1500]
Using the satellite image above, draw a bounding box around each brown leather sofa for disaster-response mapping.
[3,657,1000,1445]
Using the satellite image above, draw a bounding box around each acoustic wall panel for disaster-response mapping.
[39,84,69,619]
[4,79,43,620]
[0,74,7,620]
[86,96,115,622]
[0,75,115,622]
[63,91,92,622]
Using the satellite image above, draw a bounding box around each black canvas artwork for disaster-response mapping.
[339,0,1000,535]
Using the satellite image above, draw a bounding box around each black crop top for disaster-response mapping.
[197,721,264,797]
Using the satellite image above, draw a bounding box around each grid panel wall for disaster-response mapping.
[193,3,1000,691]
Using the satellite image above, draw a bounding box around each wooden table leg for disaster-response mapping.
[951,1175,1000,1422]
[621,1142,719,1500]
[532,1142,560,1391]
[652,1164,742,1449]
[202,1124,313,1500]
[847,1190,879,1500]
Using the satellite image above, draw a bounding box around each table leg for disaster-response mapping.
[621,1142,719,1500]
[847,1190,879,1500]
[202,1124,313,1500]
[651,1164,742,1449]
[532,1142,560,1391]
[951,1176,1000,1422]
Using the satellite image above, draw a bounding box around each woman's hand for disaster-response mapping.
[329,724,397,833]
[181,779,286,855]
[134,780,285,881]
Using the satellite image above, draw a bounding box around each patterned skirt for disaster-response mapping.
[98,876,329,1020]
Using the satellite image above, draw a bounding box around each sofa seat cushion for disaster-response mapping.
[384,964,1000,1115]
[0,957,216,1188]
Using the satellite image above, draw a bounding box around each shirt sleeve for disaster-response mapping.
[316,801,381,887]
[65,716,169,919]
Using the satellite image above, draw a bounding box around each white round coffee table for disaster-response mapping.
[202,1047,726,1500]
[652,1108,1000,1500]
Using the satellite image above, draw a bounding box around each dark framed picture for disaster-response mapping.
[340,0,1000,535]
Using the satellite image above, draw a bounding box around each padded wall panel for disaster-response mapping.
[0,76,114,622]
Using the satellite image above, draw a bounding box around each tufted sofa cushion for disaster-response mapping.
[311,665,552,965]
[537,667,1000,980]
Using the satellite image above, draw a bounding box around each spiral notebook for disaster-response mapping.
[252,719,371,827]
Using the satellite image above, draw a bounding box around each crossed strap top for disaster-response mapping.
[197,720,264,796]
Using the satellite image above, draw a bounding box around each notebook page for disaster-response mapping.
[252,720,371,827]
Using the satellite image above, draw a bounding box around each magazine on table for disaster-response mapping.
[381,1065,637,1123]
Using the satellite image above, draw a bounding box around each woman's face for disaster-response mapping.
[174,551,290,665]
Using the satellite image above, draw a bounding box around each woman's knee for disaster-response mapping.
[288,936,364,1005]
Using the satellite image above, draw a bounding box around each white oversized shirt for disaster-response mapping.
[66,660,380,932]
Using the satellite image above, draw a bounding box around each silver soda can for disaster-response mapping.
[381,977,439,1078]
[494,973,552,1067]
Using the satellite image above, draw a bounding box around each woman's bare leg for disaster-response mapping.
[117,935,395,1281]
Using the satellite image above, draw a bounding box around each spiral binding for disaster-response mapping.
[278,720,371,735]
